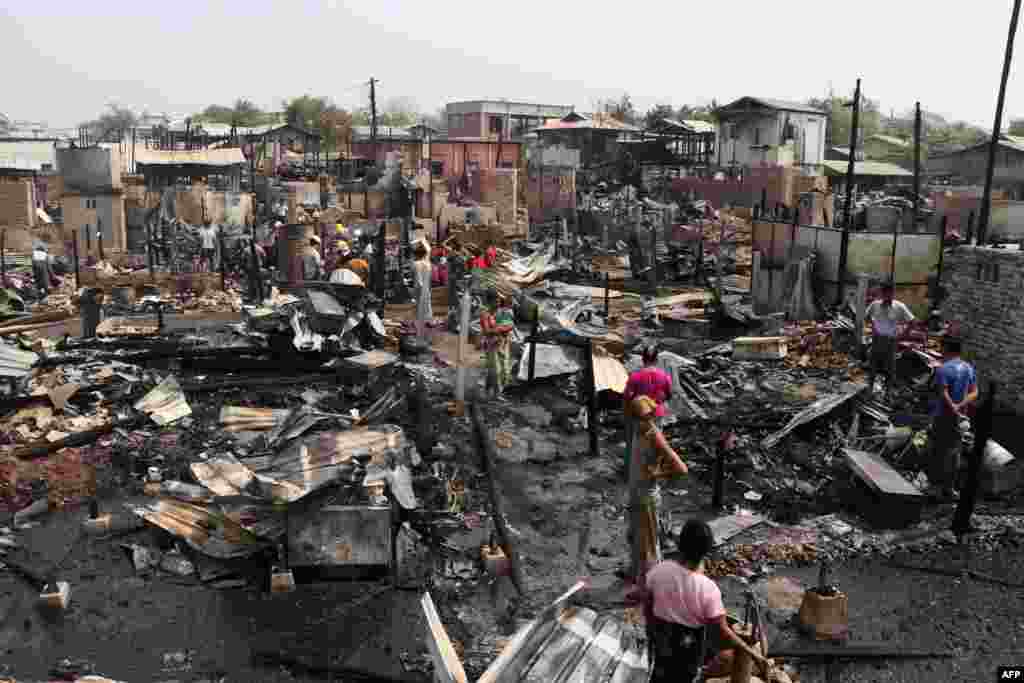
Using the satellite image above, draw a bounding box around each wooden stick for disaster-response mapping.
[470,402,525,597]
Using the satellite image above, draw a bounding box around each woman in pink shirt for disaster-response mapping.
[637,520,772,682]
[622,346,673,476]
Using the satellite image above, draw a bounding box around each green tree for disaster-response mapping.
[807,92,882,150]
[378,96,419,128]
[198,98,272,127]
[643,104,676,130]
[320,108,354,157]
[284,95,336,131]
[1008,118,1024,136]
[81,104,139,141]
[602,94,637,125]
[678,102,717,123]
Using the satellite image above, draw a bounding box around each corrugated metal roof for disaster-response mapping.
[424,582,650,683]
[720,96,825,116]
[477,604,649,682]
[134,148,247,167]
[822,160,913,176]
[869,134,910,148]
[538,113,642,133]
[0,140,58,171]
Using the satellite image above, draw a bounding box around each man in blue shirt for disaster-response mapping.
[930,337,978,501]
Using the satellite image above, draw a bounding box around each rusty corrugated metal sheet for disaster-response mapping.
[126,498,271,559]
[477,604,649,683]
[133,148,246,167]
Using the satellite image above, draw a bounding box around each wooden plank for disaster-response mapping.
[421,592,469,683]
[844,449,923,498]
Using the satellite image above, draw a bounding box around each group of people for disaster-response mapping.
[865,282,978,501]
[616,285,981,679]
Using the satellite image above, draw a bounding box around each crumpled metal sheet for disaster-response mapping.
[134,375,191,425]
[517,343,582,381]
[252,426,411,504]
[126,498,270,559]
[762,383,866,449]
[191,454,257,497]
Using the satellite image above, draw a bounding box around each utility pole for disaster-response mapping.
[979,0,1022,245]
[369,77,378,166]
[837,78,861,304]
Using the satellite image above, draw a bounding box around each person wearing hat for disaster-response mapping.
[627,395,688,583]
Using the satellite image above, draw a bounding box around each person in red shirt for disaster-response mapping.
[470,254,488,270]
[622,346,673,477]
[484,245,497,268]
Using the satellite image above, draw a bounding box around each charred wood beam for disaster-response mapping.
[768,644,953,659]
[13,415,146,460]
[39,345,267,368]
[470,402,526,597]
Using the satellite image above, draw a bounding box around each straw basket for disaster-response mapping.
[798,590,849,641]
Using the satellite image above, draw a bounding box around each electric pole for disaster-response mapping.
[369,77,378,166]
[979,0,1022,245]
[836,78,861,305]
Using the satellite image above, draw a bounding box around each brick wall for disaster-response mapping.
[0,178,35,231]
[64,192,127,256]
[526,168,575,222]
[941,246,1024,414]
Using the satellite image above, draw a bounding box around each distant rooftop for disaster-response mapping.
[718,96,826,116]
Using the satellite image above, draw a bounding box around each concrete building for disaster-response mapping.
[57,146,127,256]
[446,101,573,141]
[534,112,641,169]
[928,135,1024,198]
[714,97,827,173]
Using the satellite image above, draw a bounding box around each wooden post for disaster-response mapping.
[146,224,153,276]
[604,272,610,320]
[218,231,226,291]
[855,274,869,358]
[953,381,996,537]
[97,218,105,262]
[455,291,471,403]
[760,188,767,217]
[936,215,948,302]
[320,223,326,264]
[967,211,976,245]
[751,250,761,315]
[649,217,658,294]
[586,339,600,461]
[250,224,263,297]
[72,230,80,290]
[978,0,1022,245]
[912,102,922,233]
[528,310,539,382]
[0,229,5,287]
[376,221,386,299]
[470,403,526,597]
[838,78,862,305]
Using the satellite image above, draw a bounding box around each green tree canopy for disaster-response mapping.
[643,104,675,130]
[197,98,274,127]
[80,104,139,141]
[1008,118,1024,136]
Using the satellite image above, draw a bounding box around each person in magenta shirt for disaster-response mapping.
[635,520,773,682]
[622,346,673,476]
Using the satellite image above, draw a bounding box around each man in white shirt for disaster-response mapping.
[197,220,219,272]
[865,282,915,395]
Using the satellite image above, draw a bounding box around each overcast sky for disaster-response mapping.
[2,0,1022,130]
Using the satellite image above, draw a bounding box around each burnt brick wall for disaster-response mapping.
[941,245,1024,413]
[0,179,35,231]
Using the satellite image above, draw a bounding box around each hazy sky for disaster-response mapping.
[2,0,1022,130]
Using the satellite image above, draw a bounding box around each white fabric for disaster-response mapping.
[866,299,914,338]
[32,249,47,262]
[198,225,218,250]
[329,269,365,286]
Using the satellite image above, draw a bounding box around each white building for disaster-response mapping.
[714,97,827,174]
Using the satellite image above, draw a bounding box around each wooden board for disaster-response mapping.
[421,591,469,683]
[343,350,399,370]
[844,449,923,498]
